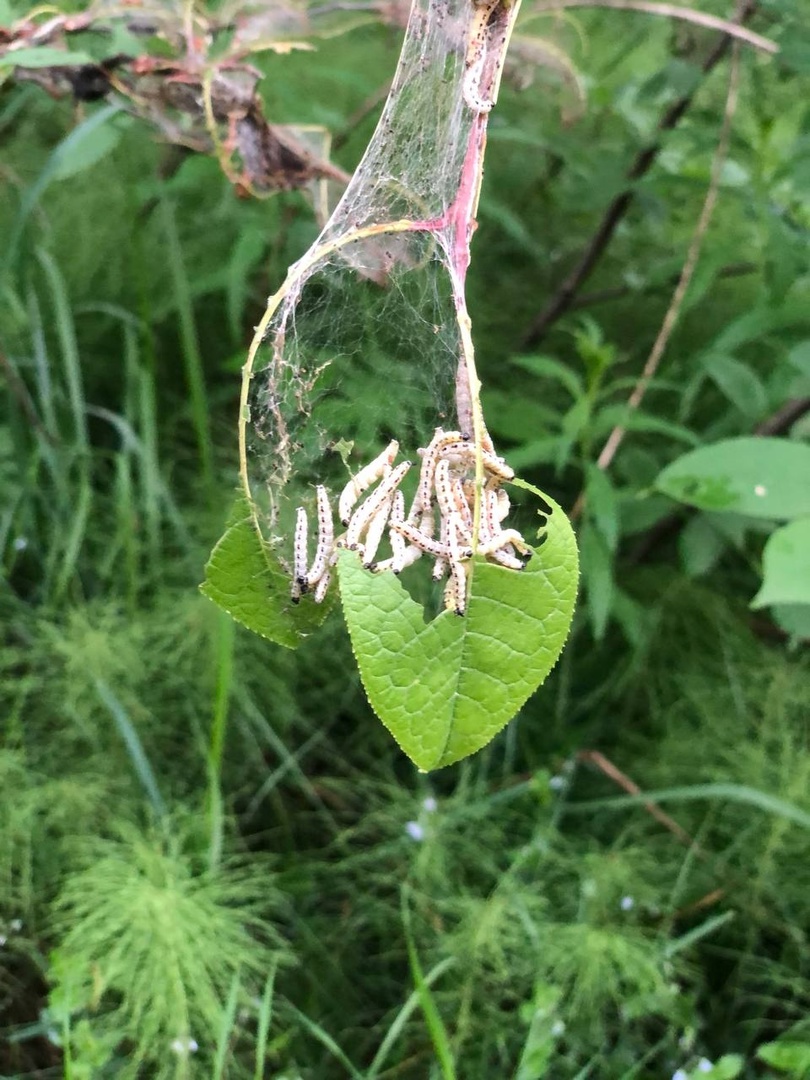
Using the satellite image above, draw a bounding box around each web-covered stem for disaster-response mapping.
[241,0,524,609]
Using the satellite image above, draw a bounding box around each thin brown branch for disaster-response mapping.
[569,261,756,312]
[577,750,699,849]
[529,0,777,54]
[569,42,741,521]
[332,78,393,151]
[754,395,810,437]
[0,351,58,446]
[594,46,741,476]
[522,0,759,348]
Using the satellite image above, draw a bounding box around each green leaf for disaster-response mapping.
[703,353,767,419]
[593,406,699,446]
[656,438,810,519]
[53,123,122,180]
[0,47,94,69]
[579,521,613,640]
[337,485,578,771]
[771,604,810,641]
[702,1055,744,1080]
[585,464,619,552]
[751,518,810,609]
[515,985,563,1080]
[788,341,810,379]
[757,1040,810,1076]
[679,514,725,577]
[201,503,333,649]
[512,354,584,400]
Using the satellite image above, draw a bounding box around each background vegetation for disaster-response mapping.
[1,1,809,1077]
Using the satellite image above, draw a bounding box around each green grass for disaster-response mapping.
[1,3,810,1078]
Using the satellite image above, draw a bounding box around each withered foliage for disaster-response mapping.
[0,1,351,196]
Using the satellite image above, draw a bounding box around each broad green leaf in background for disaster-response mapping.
[771,604,810,641]
[201,502,333,648]
[337,485,578,771]
[0,47,93,69]
[788,341,810,379]
[751,517,810,610]
[679,514,725,577]
[703,353,767,420]
[2,102,122,273]
[593,405,699,447]
[578,520,613,640]
[515,984,563,1080]
[657,438,810,519]
[757,1040,810,1077]
[52,123,123,180]
[585,463,619,552]
[691,1056,744,1080]
[512,354,584,400]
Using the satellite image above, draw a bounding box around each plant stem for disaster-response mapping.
[522,0,758,347]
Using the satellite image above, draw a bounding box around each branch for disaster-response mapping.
[568,260,756,312]
[570,43,741,520]
[529,0,777,54]
[0,351,58,446]
[577,750,699,849]
[594,44,741,475]
[521,0,760,347]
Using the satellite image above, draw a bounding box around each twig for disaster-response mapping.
[529,0,777,54]
[594,45,741,476]
[577,749,699,849]
[0,351,58,446]
[754,396,810,437]
[568,261,756,312]
[570,43,740,519]
[332,77,393,151]
[522,0,759,347]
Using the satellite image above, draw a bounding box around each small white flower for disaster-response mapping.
[0,935,7,947]
[12,537,28,552]
[698,1059,713,1073]
[754,485,767,497]
[549,775,566,791]
[9,919,22,932]
[672,1070,688,1080]
[422,796,438,812]
[405,821,424,841]
[170,1036,198,1055]
[551,1019,566,1037]
[620,895,635,911]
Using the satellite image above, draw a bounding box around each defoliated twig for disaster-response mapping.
[529,0,777,54]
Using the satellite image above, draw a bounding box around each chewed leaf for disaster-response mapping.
[201,502,333,648]
[338,485,578,771]
[656,437,810,519]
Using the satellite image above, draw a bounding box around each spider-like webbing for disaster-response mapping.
[242,0,526,612]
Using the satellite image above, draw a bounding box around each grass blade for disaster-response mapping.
[401,889,457,1080]
[254,961,278,1080]
[562,783,810,830]
[284,1002,364,1080]
[160,196,215,494]
[94,678,166,819]
[366,957,456,1079]
[213,972,242,1080]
